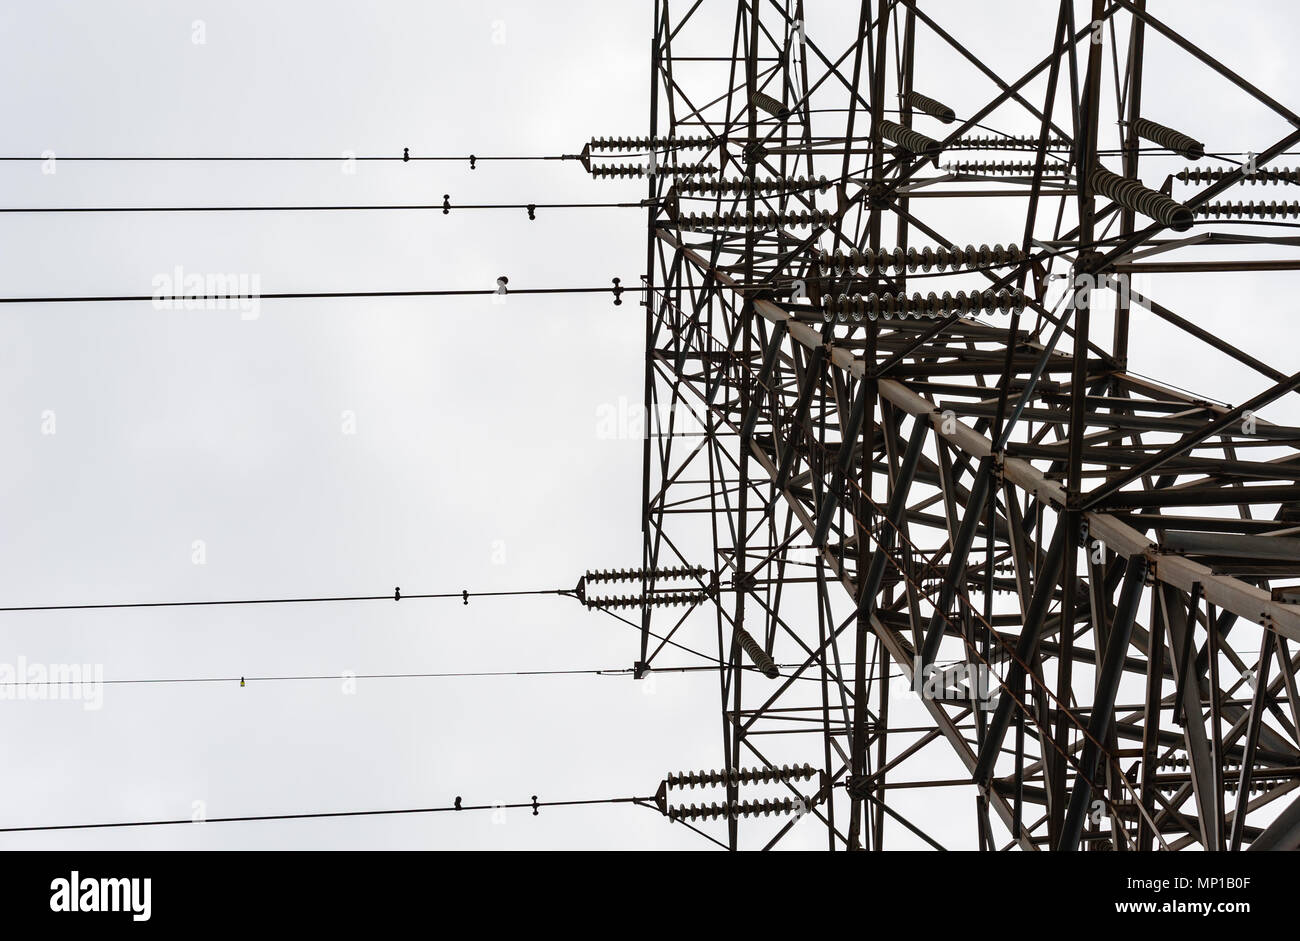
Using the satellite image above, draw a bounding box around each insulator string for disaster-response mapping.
[821,288,1026,322]
[1089,165,1194,231]
[1179,165,1300,185]
[1194,199,1300,219]
[674,208,835,230]
[666,763,817,789]
[666,796,807,822]
[812,243,1025,274]
[583,565,708,583]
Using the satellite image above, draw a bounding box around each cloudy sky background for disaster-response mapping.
[0,1,1297,849]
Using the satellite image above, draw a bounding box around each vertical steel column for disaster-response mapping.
[638,0,664,679]
[1059,556,1148,850]
[1049,0,1108,846]
[846,0,884,851]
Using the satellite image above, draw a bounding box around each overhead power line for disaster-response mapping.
[0,795,652,834]
[0,201,644,214]
[0,586,563,614]
[0,284,642,306]
[0,153,577,163]
[0,663,767,688]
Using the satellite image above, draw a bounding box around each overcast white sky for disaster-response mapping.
[0,1,1297,850]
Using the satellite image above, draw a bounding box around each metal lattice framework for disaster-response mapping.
[629,0,1300,850]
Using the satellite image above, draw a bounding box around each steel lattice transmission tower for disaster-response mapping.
[623,0,1300,850]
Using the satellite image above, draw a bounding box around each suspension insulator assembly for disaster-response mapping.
[1151,754,1285,796]
[822,288,1026,322]
[1194,199,1300,219]
[1159,777,1276,796]
[1089,165,1194,231]
[735,628,780,678]
[906,91,955,124]
[1158,755,1243,772]
[943,160,1067,176]
[585,591,708,610]
[949,134,1071,151]
[812,243,1024,275]
[879,120,943,163]
[1133,118,1204,160]
[590,163,716,179]
[751,90,792,120]
[589,136,713,151]
[666,763,817,789]
[673,175,830,197]
[1223,780,1271,795]
[666,796,805,822]
[1177,166,1300,186]
[584,565,707,584]
[675,208,835,230]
